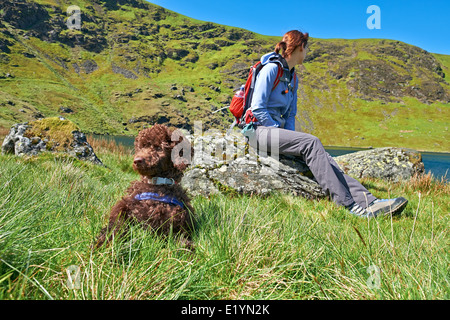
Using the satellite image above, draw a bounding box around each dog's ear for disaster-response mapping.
[134,129,145,151]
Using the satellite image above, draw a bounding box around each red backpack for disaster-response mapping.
[229,54,295,129]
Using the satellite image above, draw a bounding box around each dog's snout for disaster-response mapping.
[133,157,144,165]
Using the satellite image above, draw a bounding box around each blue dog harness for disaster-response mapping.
[134,192,184,208]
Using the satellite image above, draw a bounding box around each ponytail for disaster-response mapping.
[275,41,287,55]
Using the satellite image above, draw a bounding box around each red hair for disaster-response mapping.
[274,30,309,59]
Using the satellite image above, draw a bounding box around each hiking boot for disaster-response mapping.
[367,197,408,216]
[347,197,408,218]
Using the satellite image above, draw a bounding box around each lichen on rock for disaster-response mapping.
[1,117,103,165]
[23,117,80,151]
[334,147,424,182]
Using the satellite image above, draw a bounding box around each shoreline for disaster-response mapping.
[0,130,447,155]
[323,145,450,155]
[87,133,450,155]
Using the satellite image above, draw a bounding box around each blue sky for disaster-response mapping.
[147,0,450,55]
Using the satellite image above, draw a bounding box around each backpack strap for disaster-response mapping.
[268,53,295,92]
[249,62,263,95]
[273,65,284,90]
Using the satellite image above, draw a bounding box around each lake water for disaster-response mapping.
[90,134,449,182]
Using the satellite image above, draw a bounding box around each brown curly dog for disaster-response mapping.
[94,124,195,249]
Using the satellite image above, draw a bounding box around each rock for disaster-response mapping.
[208,85,221,92]
[59,106,74,113]
[0,1,50,30]
[180,130,326,199]
[334,147,424,182]
[166,48,190,60]
[111,63,138,79]
[1,123,30,155]
[199,43,219,51]
[69,131,103,165]
[81,59,98,74]
[1,118,103,165]
[172,94,187,102]
[180,131,424,198]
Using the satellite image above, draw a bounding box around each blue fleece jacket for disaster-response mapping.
[250,52,298,131]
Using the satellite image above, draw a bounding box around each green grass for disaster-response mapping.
[0,146,448,300]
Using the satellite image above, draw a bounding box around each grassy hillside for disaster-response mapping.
[0,142,448,300]
[0,0,449,152]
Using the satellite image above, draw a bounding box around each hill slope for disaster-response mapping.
[0,0,449,151]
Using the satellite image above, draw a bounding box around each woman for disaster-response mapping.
[245,30,408,217]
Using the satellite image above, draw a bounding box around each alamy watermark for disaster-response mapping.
[66,5,81,30]
[66,265,81,289]
[366,5,381,30]
[366,265,381,289]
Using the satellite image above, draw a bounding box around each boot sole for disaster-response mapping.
[380,198,408,217]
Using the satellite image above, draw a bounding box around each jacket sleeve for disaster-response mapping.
[283,76,298,131]
[250,63,280,128]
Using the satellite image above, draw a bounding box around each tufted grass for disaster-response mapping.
[0,145,448,300]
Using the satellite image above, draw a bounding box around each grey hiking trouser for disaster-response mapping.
[248,126,377,208]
